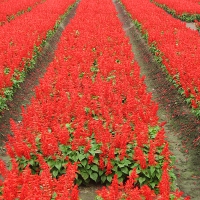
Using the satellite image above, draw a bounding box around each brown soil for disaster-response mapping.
[114,0,200,199]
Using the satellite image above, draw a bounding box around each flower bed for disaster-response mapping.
[0,0,189,199]
[0,0,76,113]
[151,0,200,22]
[0,0,45,25]
[121,0,200,117]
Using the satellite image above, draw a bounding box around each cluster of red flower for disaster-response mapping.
[0,0,190,199]
[153,0,200,15]
[0,0,45,24]
[0,0,75,110]
[0,158,78,199]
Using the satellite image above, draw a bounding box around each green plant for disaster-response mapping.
[15,124,170,194]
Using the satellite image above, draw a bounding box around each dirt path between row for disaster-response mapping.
[114,0,200,199]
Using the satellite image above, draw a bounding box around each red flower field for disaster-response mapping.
[0,0,199,199]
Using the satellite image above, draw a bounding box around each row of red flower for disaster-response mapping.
[189,0,200,3]
[151,0,200,23]
[0,0,45,24]
[152,0,200,16]
[0,0,76,112]
[121,0,200,113]
[0,0,188,199]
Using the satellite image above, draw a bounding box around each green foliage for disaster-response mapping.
[15,124,168,193]
[133,19,142,31]
[149,126,160,139]
[27,7,32,12]
[192,107,200,118]
[0,96,8,112]
[4,68,10,75]
[149,43,163,65]
[90,59,99,82]
[142,32,149,41]
[95,196,103,200]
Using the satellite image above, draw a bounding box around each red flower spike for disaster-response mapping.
[133,146,147,169]
[148,141,157,166]
[106,159,113,175]
[125,168,138,190]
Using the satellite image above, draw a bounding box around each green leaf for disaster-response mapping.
[130,162,139,169]
[81,159,87,167]
[66,123,71,128]
[86,164,91,170]
[136,167,141,174]
[4,68,10,75]
[116,171,123,178]
[29,159,35,166]
[76,178,83,186]
[107,175,113,183]
[78,154,86,161]
[150,182,156,188]
[123,159,132,166]
[88,150,96,156]
[84,107,90,113]
[90,172,98,182]
[80,171,89,180]
[93,157,99,164]
[85,178,90,184]
[91,165,99,172]
[150,166,155,176]
[138,177,146,185]
[169,170,177,181]
[53,170,58,178]
[101,175,107,183]
[55,161,62,170]
[118,163,125,168]
[72,155,78,162]
[94,116,99,120]
[112,165,118,172]
[60,168,66,174]
[121,167,129,174]
[59,145,65,152]
[143,169,150,178]
[99,170,104,176]
[156,171,161,179]
[118,177,123,183]
[88,169,92,176]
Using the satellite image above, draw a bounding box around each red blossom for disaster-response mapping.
[133,146,147,169]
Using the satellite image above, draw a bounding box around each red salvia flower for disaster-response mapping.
[133,146,147,169]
